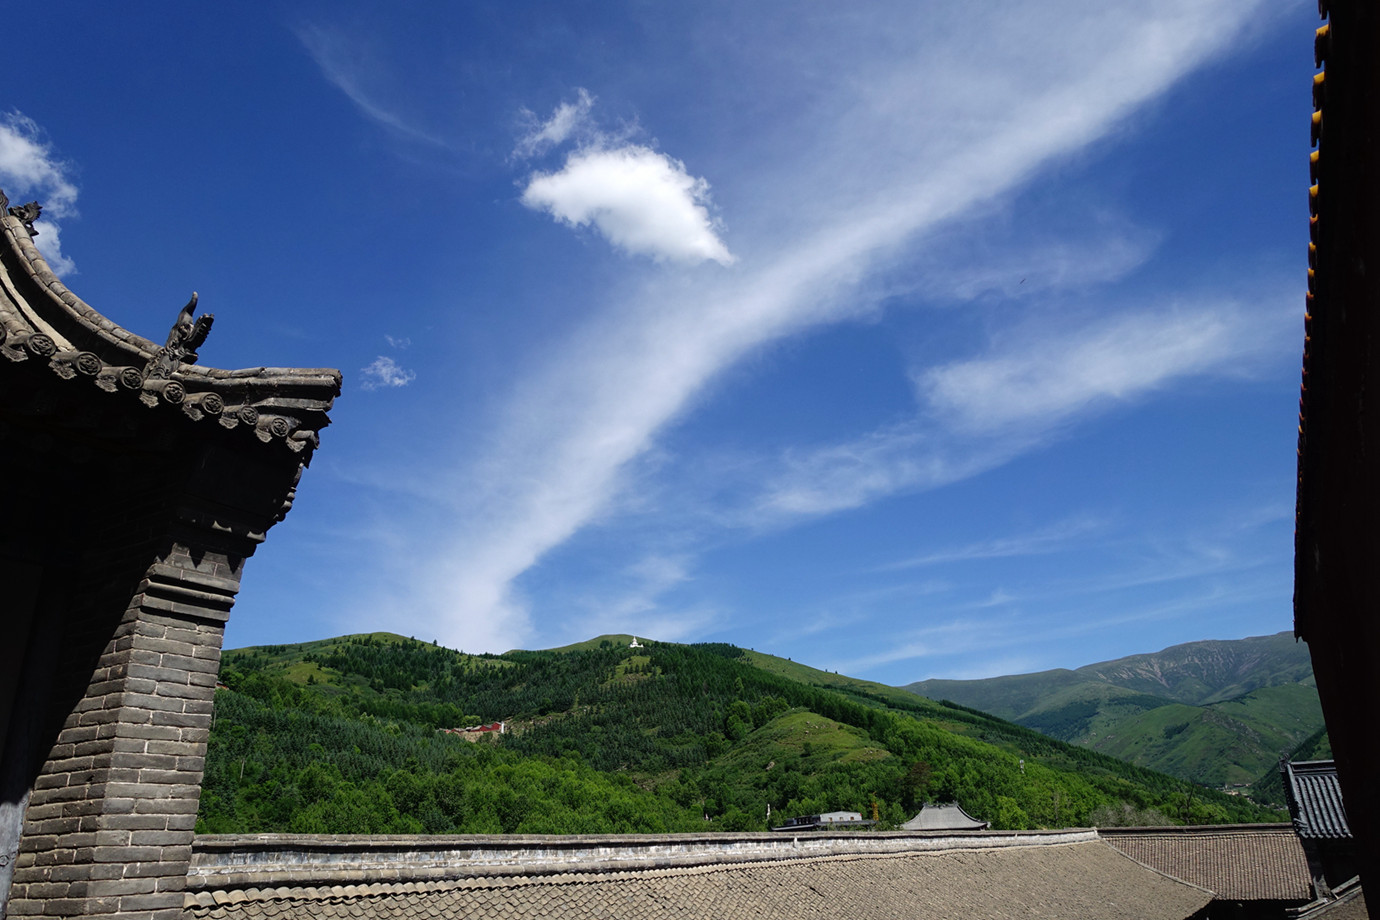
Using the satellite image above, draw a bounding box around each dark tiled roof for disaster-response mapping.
[186,834,1212,920]
[1101,824,1312,902]
[901,803,990,831]
[1293,879,1370,920]
[1285,761,1353,840]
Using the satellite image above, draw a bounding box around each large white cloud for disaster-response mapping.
[521,145,735,266]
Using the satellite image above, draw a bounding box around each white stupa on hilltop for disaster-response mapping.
[629,637,643,648]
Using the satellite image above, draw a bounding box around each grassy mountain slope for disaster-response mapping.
[199,634,1282,836]
[903,632,1323,789]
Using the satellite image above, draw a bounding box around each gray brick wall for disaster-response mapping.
[6,546,237,920]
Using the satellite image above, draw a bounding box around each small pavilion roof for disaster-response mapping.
[901,802,990,831]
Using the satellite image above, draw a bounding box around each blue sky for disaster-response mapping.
[4,2,1314,685]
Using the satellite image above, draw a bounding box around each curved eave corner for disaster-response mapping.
[0,190,341,458]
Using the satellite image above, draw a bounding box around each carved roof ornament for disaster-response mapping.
[7,200,41,237]
[146,294,214,379]
[0,187,341,459]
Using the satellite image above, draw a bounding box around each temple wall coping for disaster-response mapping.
[187,829,1099,889]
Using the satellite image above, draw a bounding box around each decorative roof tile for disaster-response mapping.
[1285,760,1353,840]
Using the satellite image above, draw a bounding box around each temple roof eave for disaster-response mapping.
[0,191,341,457]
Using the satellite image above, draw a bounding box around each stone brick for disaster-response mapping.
[174,755,205,773]
[25,883,72,900]
[119,862,180,880]
[77,709,119,727]
[148,711,204,729]
[36,815,82,835]
[152,682,204,700]
[129,831,188,848]
[163,625,206,646]
[93,798,136,816]
[46,864,122,882]
[111,753,178,772]
[165,814,196,832]
[134,798,198,816]
[93,830,132,847]
[118,693,186,714]
[74,740,113,758]
[132,769,195,786]
[142,741,185,757]
[191,643,225,661]
[157,654,217,675]
[61,725,99,744]
[90,878,156,897]
[22,835,59,854]
[127,663,193,685]
[92,845,162,863]
[105,782,184,800]
[130,621,168,640]
[37,897,87,915]
[102,814,168,831]
[119,724,181,742]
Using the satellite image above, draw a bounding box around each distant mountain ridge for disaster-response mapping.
[903,632,1323,790]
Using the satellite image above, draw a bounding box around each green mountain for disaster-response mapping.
[903,632,1324,789]
[197,633,1283,836]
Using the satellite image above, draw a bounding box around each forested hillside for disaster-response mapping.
[198,634,1283,835]
[904,632,1323,789]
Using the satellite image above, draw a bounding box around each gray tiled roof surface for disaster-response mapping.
[1101,824,1311,902]
[185,840,1212,920]
[901,803,990,831]
[1285,761,1352,840]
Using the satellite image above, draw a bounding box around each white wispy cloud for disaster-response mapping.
[921,302,1284,435]
[903,215,1162,305]
[522,145,735,265]
[360,356,416,390]
[0,112,79,275]
[296,24,446,146]
[515,89,596,158]
[375,0,1276,651]
[881,516,1107,570]
[756,293,1294,522]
